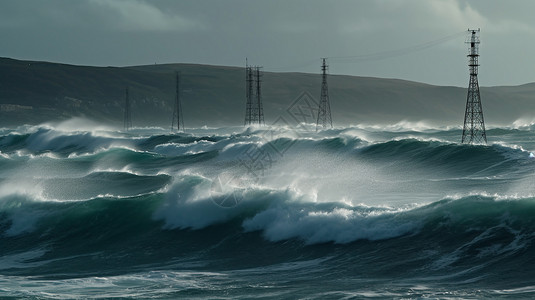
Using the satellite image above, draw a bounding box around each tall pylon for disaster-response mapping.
[316,58,332,131]
[171,71,185,132]
[461,29,487,144]
[254,66,264,126]
[244,60,254,125]
[124,87,132,131]
[244,61,264,126]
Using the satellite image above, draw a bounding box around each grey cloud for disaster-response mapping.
[1,0,535,86]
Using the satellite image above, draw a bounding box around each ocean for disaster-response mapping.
[1,119,535,299]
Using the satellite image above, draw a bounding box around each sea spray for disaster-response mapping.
[1,122,535,298]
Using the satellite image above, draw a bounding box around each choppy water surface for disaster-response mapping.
[1,120,535,299]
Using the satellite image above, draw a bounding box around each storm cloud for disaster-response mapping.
[1,0,534,86]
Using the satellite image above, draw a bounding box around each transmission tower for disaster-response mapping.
[244,60,254,125]
[316,58,332,131]
[124,87,132,131]
[244,62,264,126]
[171,72,185,132]
[461,29,487,144]
[254,66,264,126]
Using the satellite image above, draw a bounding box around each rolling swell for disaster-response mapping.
[2,124,535,295]
[357,138,530,177]
[0,126,530,174]
[40,171,172,200]
[2,181,535,284]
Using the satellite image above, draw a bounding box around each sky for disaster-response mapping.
[1,0,535,87]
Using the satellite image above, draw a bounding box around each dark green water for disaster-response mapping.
[1,123,535,298]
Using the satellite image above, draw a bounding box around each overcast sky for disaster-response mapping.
[1,0,534,87]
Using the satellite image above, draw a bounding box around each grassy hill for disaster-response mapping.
[0,57,534,128]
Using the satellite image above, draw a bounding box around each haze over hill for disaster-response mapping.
[1,57,534,128]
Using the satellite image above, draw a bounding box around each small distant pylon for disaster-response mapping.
[461,29,486,144]
[316,58,332,131]
[171,71,185,132]
[244,60,264,126]
[124,87,132,131]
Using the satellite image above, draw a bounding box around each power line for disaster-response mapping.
[266,58,319,72]
[264,31,467,73]
[329,30,466,63]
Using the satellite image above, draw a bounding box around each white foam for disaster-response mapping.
[152,173,421,244]
[242,201,419,244]
[352,120,456,133]
[153,173,272,230]
[0,270,225,298]
[0,151,10,159]
[41,117,116,133]
[154,140,216,156]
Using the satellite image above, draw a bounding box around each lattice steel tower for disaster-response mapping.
[254,66,264,126]
[461,29,486,144]
[124,87,132,131]
[244,61,254,125]
[316,58,332,131]
[172,72,185,132]
[244,61,264,126]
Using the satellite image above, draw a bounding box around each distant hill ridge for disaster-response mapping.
[1,57,534,127]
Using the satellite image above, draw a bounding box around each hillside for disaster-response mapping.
[0,57,534,128]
